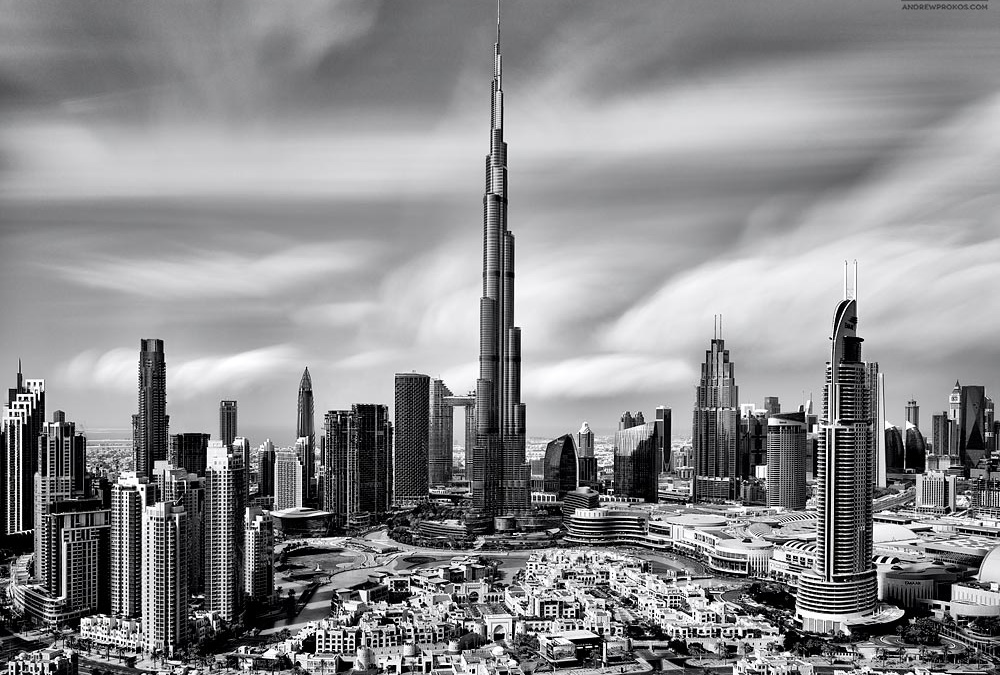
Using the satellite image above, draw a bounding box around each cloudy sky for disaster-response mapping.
[1,0,998,445]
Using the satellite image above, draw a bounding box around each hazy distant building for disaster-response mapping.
[1,364,45,535]
[257,439,275,497]
[767,412,807,510]
[796,267,878,633]
[763,397,781,416]
[971,478,1000,518]
[111,473,155,618]
[274,449,304,512]
[692,336,740,501]
[429,379,454,486]
[931,413,953,458]
[543,434,578,498]
[613,422,661,503]
[244,507,274,602]
[905,399,919,429]
[142,501,188,657]
[576,422,598,489]
[740,408,767,477]
[204,441,245,623]
[393,372,430,506]
[296,368,315,500]
[134,339,168,478]
[169,432,209,477]
[949,380,962,423]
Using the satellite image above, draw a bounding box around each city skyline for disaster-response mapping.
[2,1,999,443]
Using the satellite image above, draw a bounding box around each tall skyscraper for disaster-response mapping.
[347,404,393,528]
[692,333,739,501]
[204,441,245,623]
[274,449,304,512]
[168,432,209,477]
[766,412,807,510]
[135,339,167,477]
[142,501,188,657]
[577,422,598,488]
[393,372,430,506]
[931,412,951,458]
[428,379,455,486]
[258,439,276,497]
[324,410,350,528]
[1,363,45,535]
[111,473,156,619]
[219,400,238,448]
[655,407,672,472]
[296,368,315,501]
[613,422,661,502]
[34,411,83,582]
[959,385,987,475]
[949,380,962,423]
[154,463,206,595]
[471,6,529,520]
[905,399,919,429]
[796,265,878,633]
[871,369,887,488]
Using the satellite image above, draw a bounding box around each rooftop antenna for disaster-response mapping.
[713,314,717,340]
[720,313,723,340]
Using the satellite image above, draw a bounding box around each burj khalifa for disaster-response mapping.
[471,3,530,519]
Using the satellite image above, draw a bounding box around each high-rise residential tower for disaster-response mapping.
[258,439,276,497]
[905,399,919,429]
[274,449,304,512]
[244,506,274,602]
[204,441,245,623]
[655,407,672,472]
[471,6,529,520]
[34,411,82,581]
[692,332,740,501]
[154,463,205,595]
[324,410,350,528]
[393,372,430,506]
[613,421,661,502]
[111,473,156,618]
[796,265,878,633]
[959,385,987,475]
[296,368,315,500]
[142,501,188,657]
[1,363,45,535]
[135,339,168,477]
[219,400,238,448]
[766,412,807,510]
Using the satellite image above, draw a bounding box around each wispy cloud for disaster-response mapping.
[46,241,377,300]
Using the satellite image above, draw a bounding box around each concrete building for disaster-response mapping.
[142,501,188,657]
[257,439,275,497]
[274,449,304,512]
[613,423,661,503]
[428,379,455,486]
[154,463,205,594]
[915,471,957,514]
[347,404,393,527]
[766,412,807,510]
[204,441,246,623]
[543,434,578,498]
[244,506,274,602]
[692,332,740,502]
[576,422,597,488]
[111,473,156,618]
[168,432,209,477]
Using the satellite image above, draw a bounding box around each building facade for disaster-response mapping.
[297,368,315,501]
[766,412,807,511]
[429,379,454,486]
[1,364,45,536]
[169,432,209,477]
[111,473,156,618]
[393,372,430,506]
[274,449,304,512]
[204,441,246,623]
[244,506,274,602]
[219,400,238,448]
[142,501,188,657]
[796,267,878,633]
[613,423,661,503]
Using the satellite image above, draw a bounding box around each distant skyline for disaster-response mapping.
[2,1,999,443]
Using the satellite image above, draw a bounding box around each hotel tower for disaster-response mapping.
[471,4,530,519]
[796,263,878,633]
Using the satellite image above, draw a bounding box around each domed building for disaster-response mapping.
[978,544,1000,584]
